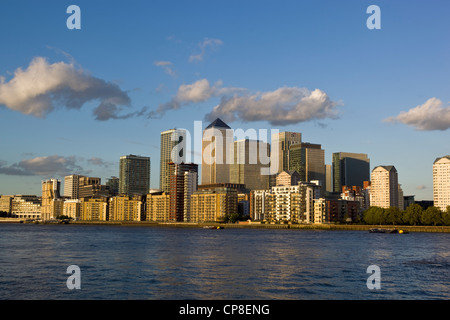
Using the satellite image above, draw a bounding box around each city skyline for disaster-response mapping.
[1,1,449,201]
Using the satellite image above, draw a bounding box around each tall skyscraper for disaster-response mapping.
[370,165,399,209]
[271,131,302,173]
[433,155,450,212]
[201,118,234,185]
[332,152,370,193]
[160,128,187,192]
[168,162,198,222]
[119,154,150,196]
[289,142,325,188]
[229,139,270,190]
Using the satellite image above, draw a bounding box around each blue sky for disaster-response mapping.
[0,0,449,200]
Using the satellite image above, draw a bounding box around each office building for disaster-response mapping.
[289,143,325,188]
[370,165,399,209]
[78,177,110,199]
[433,155,450,212]
[11,195,42,219]
[229,139,270,190]
[119,154,151,196]
[276,170,300,186]
[332,152,370,193]
[64,174,83,199]
[160,129,187,192]
[272,131,302,173]
[106,176,120,196]
[0,195,13,215]
[202,118,234,185]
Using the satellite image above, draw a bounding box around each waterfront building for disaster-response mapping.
[190,184,238,222]
[370,165,399,209]
[146,191,170,222]
[78,177,110,199]
[0,195,13,215]
[249,190,271,221]
[11,195,41,219]
[332,152,370,193]
[41,179,62,220]
[119,154,151,196]
[80,197,108,221]
[201,118,234,185]
[160,128,187,192]
[63,199,81,219]
[433,155,450,212]
[109,195,144,221]
[168,162,198,222]
[229,139,271,190]
[313,198,360,224]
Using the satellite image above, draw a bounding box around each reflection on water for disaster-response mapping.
[0,224,449,300]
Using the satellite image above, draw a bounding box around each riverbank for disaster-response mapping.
[2,218,450,232]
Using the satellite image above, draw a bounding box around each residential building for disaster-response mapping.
[146,191,170,222]
[433,155,450,212]
[276,170,300,186]
[78,177,110,199]
[370,165,399,209]
[190,184,238,222]
[109,195,144,221]
[41,179,62,220]
[314,198,360,224]
[80,197,108,221]
[249,190,271,221]
[168,162,198,222]
[0,195,13,214]
[63,199,81,219]
[119,154,151,196]
[332,152,370,193]
[160,128,187,192]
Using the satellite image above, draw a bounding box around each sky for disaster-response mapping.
[0,0,449,200]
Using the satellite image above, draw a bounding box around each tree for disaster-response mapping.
[385,206,402,225]
[421,206,442,226]
[403,204,422,225]
[363,206,385,225]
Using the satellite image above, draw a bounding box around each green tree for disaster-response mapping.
[363,206,385,225]
[403,204,422,225]
[385,206,402,225]
[421,206,442,226]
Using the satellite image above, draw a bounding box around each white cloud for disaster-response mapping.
[384,98,450,131]
[205,87,340,126]
[189,38,223,62]
[0,57,138,120]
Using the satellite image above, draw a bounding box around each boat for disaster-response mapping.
[203,226,224,229]
[369,228,408,234]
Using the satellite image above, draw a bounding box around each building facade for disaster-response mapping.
[332,152,370,193]
[168,162,198,222]
[146,192,170,222]
[370,165,399,209]
[41,179,62,220]
[109,195,144,221]
[119,154,151,196]
[160,128,187,192]
[433,155,450,212]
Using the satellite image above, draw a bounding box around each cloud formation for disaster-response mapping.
[148,78,243,118]
[384,98,450,131]
[189,38,223,62]
[154,61,176,77]
[0,57,137,120]
[0,155,85,177]
[205,87,340,126]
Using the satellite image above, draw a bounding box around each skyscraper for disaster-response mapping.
[64,174,83,199]
[41,179,62,220]
[160,128,187,192]
[119,154,150,196]
[433,155,450,212]
[168,162,198,222]
[229,139,271,190]
[370,165,399,209]
[201,118,234,185]
[332,152,370,193]
[271,131,302,173]
[289,142,325,187]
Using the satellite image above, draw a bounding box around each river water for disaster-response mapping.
[0,223,449,300]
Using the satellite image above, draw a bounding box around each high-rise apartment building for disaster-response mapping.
[202,118,234,185]
[168,162,198,222]
[119,154,150,196]
[229,139,270,191]
[433,155,450,212]
[146,191,170,222]
[109,195,144,221]
[160,128,187,192]
[332,152,370,193]
[190,184,238,222]
[370,165,399,209]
